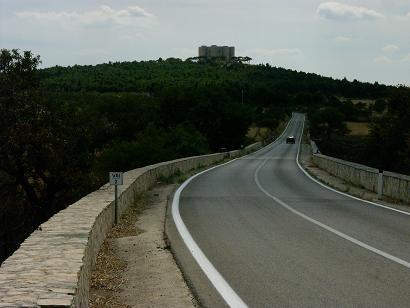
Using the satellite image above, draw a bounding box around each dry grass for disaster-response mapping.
[89,195,148,308]
[247,126,271,141]
[89,240,128,308]
[346,122,370,136]
[337,97,375,107]
[351,99,375,107]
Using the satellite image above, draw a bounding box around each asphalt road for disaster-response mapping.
[170,113,410,308]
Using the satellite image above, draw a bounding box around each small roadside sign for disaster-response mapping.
[109,172,123,225]
[109,172,123,185]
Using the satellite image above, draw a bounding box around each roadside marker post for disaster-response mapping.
[109,172,123,224]
[378,169,383,200]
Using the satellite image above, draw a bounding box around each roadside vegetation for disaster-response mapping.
[309,94,410,174]
[1,48,409,263]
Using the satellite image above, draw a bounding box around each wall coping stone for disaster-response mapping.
[313,152,410,180]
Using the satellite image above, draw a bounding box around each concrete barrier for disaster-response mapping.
[311,142,410,204]
[0,143,262,307]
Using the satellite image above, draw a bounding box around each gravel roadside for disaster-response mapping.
[89,183,198,308]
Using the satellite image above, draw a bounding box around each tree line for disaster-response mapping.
[308,90,410,174]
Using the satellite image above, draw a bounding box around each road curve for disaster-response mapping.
[171,113,410,307]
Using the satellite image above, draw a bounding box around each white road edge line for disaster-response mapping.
[172,161,248,308]
[171,115,295,308]
[253,115,410,269]
[295,115,410,216]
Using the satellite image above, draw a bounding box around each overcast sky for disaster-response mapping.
[1,0,410,85]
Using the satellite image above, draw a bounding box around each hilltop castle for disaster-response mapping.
[198,45,235,61]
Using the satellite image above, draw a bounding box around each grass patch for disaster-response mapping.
[346,122,370,136]
[350,99,375,107]
[157,169,184,184]
[247,126,271,141]
[109,194,148,239]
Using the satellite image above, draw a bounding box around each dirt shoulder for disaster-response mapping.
[89,183,198,308]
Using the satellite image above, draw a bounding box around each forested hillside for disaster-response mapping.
[1,49,409,263]
[39,58,390,97]
[38,57,410,173]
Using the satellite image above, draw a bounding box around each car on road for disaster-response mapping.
[286,136,295,144]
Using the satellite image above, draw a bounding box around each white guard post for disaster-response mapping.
[377,169,383,200]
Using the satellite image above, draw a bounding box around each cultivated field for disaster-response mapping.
[346,122,370,136]
[247,126,271,141]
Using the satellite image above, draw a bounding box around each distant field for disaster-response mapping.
[351,99,375,107]
[338,97,375,107]
[346,122,370,136]
[247,127,270,141]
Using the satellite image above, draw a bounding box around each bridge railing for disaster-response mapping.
[310,141,410,204]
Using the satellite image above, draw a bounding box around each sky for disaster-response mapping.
[1,0,410,86]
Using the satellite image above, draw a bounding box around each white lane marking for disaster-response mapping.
[254,166,410,269]
[172,161,248,308]
[171,115,296,307]
[240,157,295,161]
[295,116,410,216]
[252,115,410,269]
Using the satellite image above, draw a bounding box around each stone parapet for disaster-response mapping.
[311,149,410,204]
[0,143,262,307]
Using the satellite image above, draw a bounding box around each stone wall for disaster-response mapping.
[311,142,410,204]
[244,142,262,153]
[0,143,261,307]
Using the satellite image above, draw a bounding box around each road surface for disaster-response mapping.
[170,113,410,307]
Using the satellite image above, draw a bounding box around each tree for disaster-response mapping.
[310,107,348,141]
[0,49,45,208]
[373,99,387,113]
[367,91,410,172]
[0,49,93,218]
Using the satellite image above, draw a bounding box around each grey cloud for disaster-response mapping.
[382,45,399,53]
[15,5,155,27]
[402,53,410,62]
[127,6,154,18]
[317,2,384,21]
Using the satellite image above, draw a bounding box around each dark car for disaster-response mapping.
[286,136,295,144]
